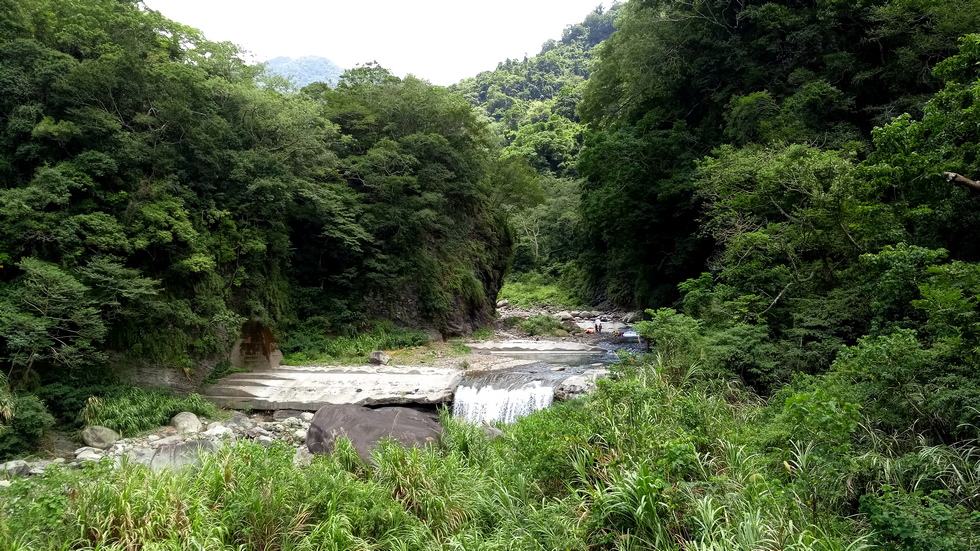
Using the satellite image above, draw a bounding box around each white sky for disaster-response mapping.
[141,0,616,86]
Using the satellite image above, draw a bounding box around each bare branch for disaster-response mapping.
[945,172,980,192]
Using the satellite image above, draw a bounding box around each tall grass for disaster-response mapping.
[280,322,430,365]
[80,387,218,435]
[4,351,974,549]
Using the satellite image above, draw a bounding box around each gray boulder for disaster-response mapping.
[293,446,314,468]
[0,460,30,478]
[81,426,120,449]
[74,447,104,462]
[202,424,232,438]
[148,440,216,471]
[306,404,442,462]
[555,369,609,401]
[171,412,202,435]
[496,298,509,308]
[368,350,392,366]
[555,311,574,321]
[622,311,643,323]
[224,412,255,433]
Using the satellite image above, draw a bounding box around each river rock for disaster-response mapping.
[203,424,232,438]
[368,350,392,365]
[555,311,574,321]
[273,409,306,421]
[81,426,119,449]
[622,311,643,323]
[224,412,254,433]
[496,298,509,308]
[171,412,202,435]
[152,435,182,448]
[555,369,609,401]
[293,446,315,467]
[1,460,30,478]
[293,429,307,443]
[300,412,314,422]
[75,447,104,462]
[0,480,10,487]
[306,404,441,462]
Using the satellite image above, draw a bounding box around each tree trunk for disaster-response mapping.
[945,172,980,192]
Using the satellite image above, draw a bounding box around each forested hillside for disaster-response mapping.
[4,0,980,547]
[264,55,343,88]
[454,4,621,280]
[0,0,516,412]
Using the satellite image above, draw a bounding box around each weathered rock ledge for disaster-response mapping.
[205,364,462,411]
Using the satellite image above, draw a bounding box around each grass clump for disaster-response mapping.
[79,387,218,435]
[471,327,494,340]
[281,320,430,365]
[498,272,583,308]
[518,314,564,336]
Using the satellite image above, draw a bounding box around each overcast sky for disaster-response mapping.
[141,0,616,86]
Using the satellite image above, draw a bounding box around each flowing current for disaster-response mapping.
[452,381,554,424]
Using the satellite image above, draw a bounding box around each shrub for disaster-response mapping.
[861,486,980,551]
[517,314,563,336]
[506,400,593,490]
[0,394,55,459]
[498,272,582,308]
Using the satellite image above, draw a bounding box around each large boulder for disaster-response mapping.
[368,350,392,366]
[306,404,441,462]
[81,426,119,449]
[554,311,574,321]
[171,412,202,435]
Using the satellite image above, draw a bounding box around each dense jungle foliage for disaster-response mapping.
[0,0,517,391]
[4,0,980,546]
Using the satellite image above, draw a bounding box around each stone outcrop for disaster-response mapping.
[205,364,462,411]
[306,404,442,462]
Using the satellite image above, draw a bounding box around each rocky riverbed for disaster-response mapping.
[2,306,645,484]
[1,410,317,484]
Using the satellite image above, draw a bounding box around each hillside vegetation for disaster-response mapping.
[0,0,526,419]
[3,0,980,547]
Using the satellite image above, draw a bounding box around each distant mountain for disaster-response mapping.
[264,56,344,88]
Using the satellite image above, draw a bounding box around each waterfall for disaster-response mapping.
[453,381,554,424]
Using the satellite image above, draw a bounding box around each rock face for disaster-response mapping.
[205,364,462,411]
[306,404,442,462]
[368,350,391,365]
[171,412,202,435]
[81,426,120,449]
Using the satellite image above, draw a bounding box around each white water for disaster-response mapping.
[452,381,554,424]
